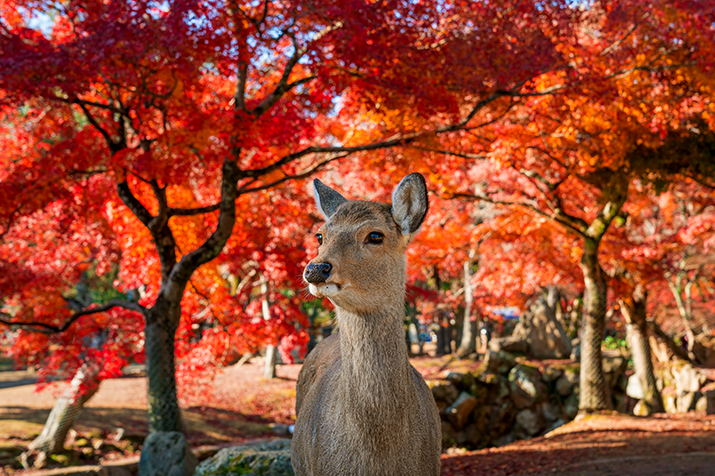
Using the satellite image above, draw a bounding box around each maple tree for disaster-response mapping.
[404,0,715,411]
[0,0,582,440]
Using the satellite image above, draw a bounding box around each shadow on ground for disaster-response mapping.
[440,413,715,476]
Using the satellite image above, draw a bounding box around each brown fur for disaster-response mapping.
[291,199,441,476]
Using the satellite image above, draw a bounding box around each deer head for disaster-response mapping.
[304,173,429,314]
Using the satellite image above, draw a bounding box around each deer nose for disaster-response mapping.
[304,263,332,284]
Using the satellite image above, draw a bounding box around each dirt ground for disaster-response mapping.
[2,356,715,475]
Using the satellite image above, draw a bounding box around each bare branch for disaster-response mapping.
[412,147,487,160]
[0,300,146,334]
[250,22,341,117]
[117,180,154,227]
[168,203,222,217]
[77,102,117,151]
[451,191,588,237]
[166,159,244,300]
[238,153,348,195]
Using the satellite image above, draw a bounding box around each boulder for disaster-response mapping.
[570,339,581,362]
[626,375,644,400]
[428,380,460,406]
[441,421,458,448]
[602,356,627,389]
[445,392,479,430]
[510,296,572,359]
[677,391,696,413]
[139,432,198,476]
[484,350,517,375]
[515,409,542,437]
[488,337,529,356]
[508,364,546,409]
[488,402,517,440]
[633,400,651,417]
[194,439,293,476]
[539,402,561,423]
[664,394,678,414]
[696,395,708,412]
[542,366,563,383]
[458,423,482,447]
[478,373,511,405]
[563,394,579,419]
[555,370,578,397]
[446,372,477,392]
[673,364,704,395]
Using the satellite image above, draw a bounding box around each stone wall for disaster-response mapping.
[429,350,630,449]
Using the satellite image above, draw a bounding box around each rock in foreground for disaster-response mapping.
[194,439,293,476]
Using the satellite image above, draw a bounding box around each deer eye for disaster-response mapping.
[316,233,323,245]
[366,232,384,244]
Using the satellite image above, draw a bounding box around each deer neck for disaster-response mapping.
[336,300,413,424]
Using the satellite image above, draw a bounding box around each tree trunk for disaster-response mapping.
[458,259,477,357]
[261,278,277,379]
[621,285,663,413]
[145,304,182,432]
[578,239,612,412]
[435,322,446,356]
[27,362,101,455]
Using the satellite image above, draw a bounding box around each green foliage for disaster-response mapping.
[602,336,627,350]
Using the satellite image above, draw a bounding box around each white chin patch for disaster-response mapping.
[309,283,340,298]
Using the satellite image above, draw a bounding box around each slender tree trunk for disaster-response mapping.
[621,285,663,413]
[668,274,698,359]
[458,259,477,357]
[578,239,612,412]
[145,303,182,432]
[26,362,101,455]
[261,278,277,379]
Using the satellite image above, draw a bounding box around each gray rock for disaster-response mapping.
[664,394,678,414]
[696,395,708,412]
[488,337,529,355]
[555,373,576,396]
[515,409,542,436]
[428,380,460,405]
[674,364,704,395]
[563,393,579,419]
[508,364,546,408]
[626,375,644,400]
[139,432,197,476]
[542,366,563,383]
[484,350,517,376]
[445,392,479,430]
[441,421,458,448]
[570,342,581,362]
[633,399,651,417]
[446,372,477,392]
[539,402,561,423]
[677,391,696,413]
[195,439,293,476]
[511,296,572,359]
[602,356,627,389]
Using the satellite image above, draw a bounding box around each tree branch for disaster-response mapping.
[0,300,146,334]
[168,203,222,217]
[166,159,244,300]
[238,152,348,195]
[451,191,588,237]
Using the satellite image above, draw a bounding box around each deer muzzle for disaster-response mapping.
[304,262,332,284]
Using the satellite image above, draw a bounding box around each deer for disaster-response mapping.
[291,173,441,476]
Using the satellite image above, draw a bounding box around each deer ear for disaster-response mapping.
[313,179,348,219]
[391,173,429,236]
